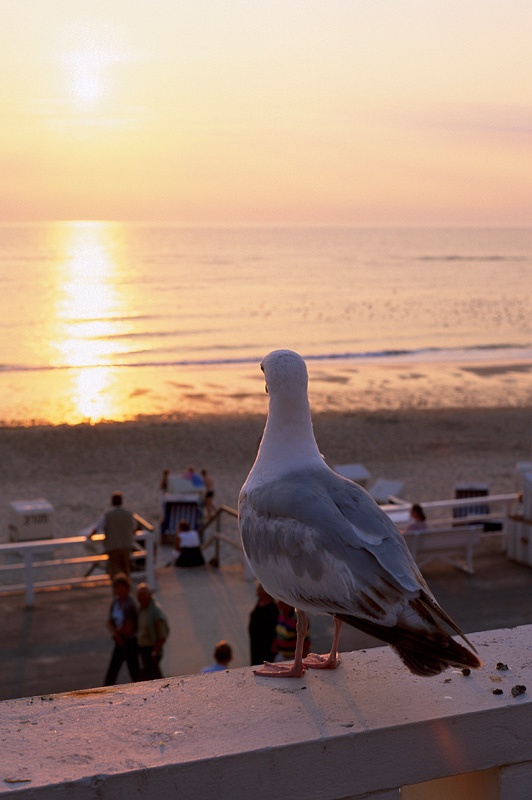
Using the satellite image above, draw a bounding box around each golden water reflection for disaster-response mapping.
[49,221,130,423]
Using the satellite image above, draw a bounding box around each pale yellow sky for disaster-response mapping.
[1,1,531,225]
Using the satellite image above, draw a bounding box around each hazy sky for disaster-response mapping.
[2,1,531,225]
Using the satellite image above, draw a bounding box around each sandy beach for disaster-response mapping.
[1,401,530,546]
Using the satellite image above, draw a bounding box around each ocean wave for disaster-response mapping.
[1,344,531,374]
[417,255,528,262]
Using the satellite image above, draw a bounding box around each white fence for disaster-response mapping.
[0,494,519,607]
[0,528,157,606]
[382,492,518,528]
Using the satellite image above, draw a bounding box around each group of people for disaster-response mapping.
[160,465,217,520]
[91,489,428,682]
[201,588,310,675]
[248,584,310,666]
[104,573,170,685]
[90,487,313,681]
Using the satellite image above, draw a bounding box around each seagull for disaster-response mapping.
[238,349,482,678]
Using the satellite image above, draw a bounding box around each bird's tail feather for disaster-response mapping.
[335,610,482,677]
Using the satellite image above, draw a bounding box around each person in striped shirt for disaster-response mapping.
[273,601,311,663]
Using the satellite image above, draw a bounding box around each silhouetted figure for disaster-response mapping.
[249,584,278,666]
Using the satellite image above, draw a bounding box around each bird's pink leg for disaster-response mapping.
[254,610,308,678]
[304,617,342,670]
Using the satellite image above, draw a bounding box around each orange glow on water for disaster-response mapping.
[47,221,130,422]
[51,222,124,366]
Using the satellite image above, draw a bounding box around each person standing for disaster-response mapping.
[136,583,170,680]
[248,584,278,666]
[200,468,217,519]
[182,466,205,488]
[90,491,138,577]
[104,573,140,685]
[273,602,311,663]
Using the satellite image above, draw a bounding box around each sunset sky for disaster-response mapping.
[2,1,531,225]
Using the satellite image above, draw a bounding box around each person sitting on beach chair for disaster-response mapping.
[173,519,205,568]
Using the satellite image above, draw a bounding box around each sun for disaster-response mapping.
[71,58,101,104]
[63,50,112,107]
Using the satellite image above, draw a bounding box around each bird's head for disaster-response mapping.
[260,349,309,399]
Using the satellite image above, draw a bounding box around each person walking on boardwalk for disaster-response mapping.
[104,573,140,685]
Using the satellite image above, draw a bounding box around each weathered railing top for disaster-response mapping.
[1,624,531,799]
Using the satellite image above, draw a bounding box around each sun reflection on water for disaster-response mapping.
[49,221,129,423]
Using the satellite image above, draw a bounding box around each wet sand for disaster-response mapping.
[1,354,531,427]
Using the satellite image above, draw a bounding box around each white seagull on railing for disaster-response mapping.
[238,349,482,678]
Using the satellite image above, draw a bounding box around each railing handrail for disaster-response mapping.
[0,528,157,606]
[133,513,154,531]
[201,504,238,528]
[0,527,152,554]
[199,505,243,566]
[382,492,518,514]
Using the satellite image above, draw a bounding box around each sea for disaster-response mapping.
[1,222,531,426]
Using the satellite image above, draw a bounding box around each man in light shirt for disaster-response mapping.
[90,491,138,577]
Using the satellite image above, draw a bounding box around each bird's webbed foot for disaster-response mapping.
[303,652,341,670]
[253,660,306,678]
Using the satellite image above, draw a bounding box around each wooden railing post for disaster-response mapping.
[215,512,221,564]
[23,549,34,607]
[145,531,157,590]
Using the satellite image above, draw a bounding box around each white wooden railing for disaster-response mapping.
[0,527,157,607]
[0,495,519,607]
[200,504,241,559]
[382,492,518,529]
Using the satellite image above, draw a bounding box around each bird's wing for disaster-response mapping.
[239,466,433,626]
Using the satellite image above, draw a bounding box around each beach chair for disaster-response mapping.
[334,463,372,488]
[453,483,490,523]
[159,475,205,545]
[160,497,204,544]
[367,478,405,505]
[506,470,532,566]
